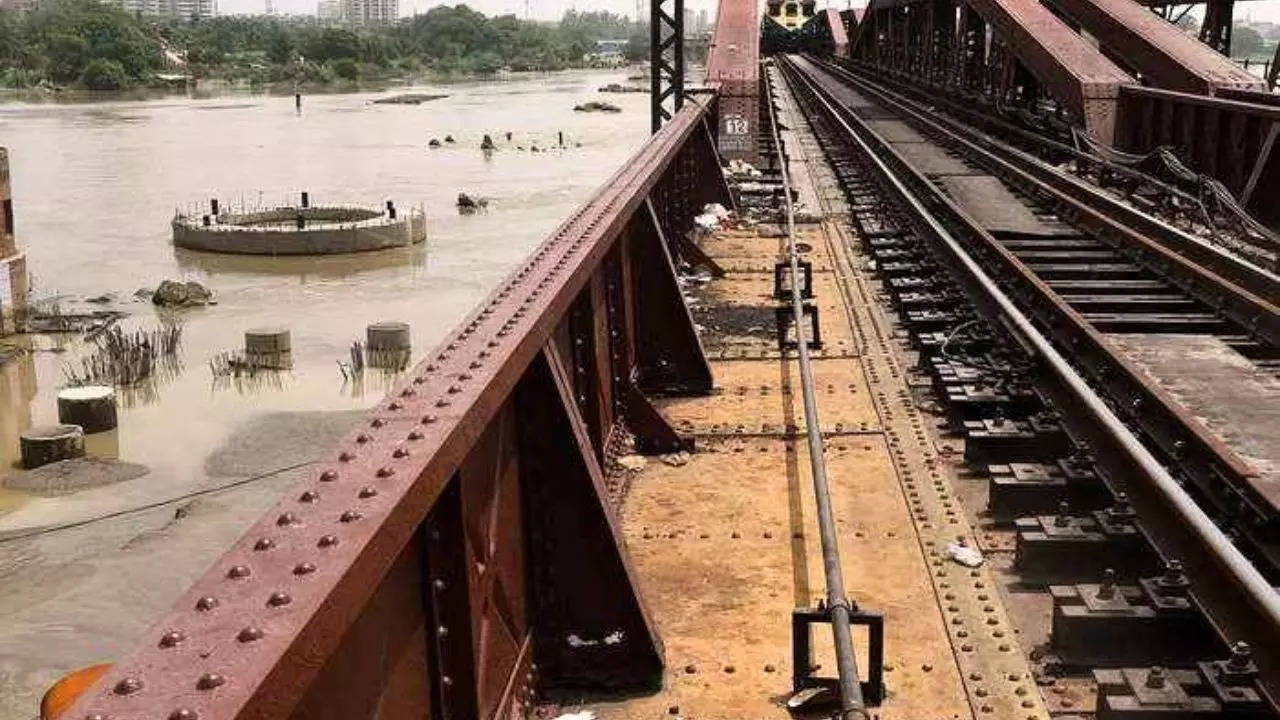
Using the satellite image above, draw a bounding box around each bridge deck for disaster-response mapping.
[578,70,1041,720]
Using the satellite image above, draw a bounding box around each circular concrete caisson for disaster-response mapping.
[57,385,118,433]
[20,424,86,469]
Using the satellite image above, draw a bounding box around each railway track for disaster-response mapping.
[773,52,1280,715]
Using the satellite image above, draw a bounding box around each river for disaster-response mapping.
[0,69,651,524]
[0,69,658,715]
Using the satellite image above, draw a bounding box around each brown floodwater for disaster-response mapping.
[0,69,651,531]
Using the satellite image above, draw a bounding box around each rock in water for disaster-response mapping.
[573,101,622,113]
[428,138,442,148]
[153,279,214,307]
[456,193,478,210]
[480,134,495,150]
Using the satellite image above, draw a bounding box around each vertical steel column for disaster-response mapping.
[651,0,686,133]
[1199,0,1234,54]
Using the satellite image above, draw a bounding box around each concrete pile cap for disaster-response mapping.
[245,327,292,352]
[366,321,411,350]
[57,385,119,434]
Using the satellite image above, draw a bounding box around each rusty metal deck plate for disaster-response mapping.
[1110,333,1280,511]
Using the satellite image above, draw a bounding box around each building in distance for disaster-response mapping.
[340,0,396,25]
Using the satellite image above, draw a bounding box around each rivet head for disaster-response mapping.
[408,430,424,441]
[195,596,219,612]
[86,714,109,720]
[371,418,386,427]
[237,626,265,643]
[400,388,415,397]
[340,510,363,523]
[319,470,338,482]
[253,538,275,551]
[389,401,403,410]
[169,709,198,720]
[318,534,339,547]
[293,562,316,575]
[376,467,395,478]
[267,591,292,607]
[227,565,251,580]
[421,415,437,424]
[196,673,225,691]
[356,433,372,444]
[299,490,320,504]
[359,486,378,499]
[339,451,355,462]
[114,677,143,695]
[159,630,186,648]
[393,447,409,458]
[276,512,298,527]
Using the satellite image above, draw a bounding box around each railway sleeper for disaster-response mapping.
[987,457,1112,521]
[962,412,1071,464]
[1094,652,1271,720]
[1049,568,1218,667]
[1014,499,1161,580]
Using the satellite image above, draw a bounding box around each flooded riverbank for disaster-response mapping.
[0,68,650,522]
[0,68,653,715]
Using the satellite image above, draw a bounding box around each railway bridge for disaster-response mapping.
[48,2,1280,720]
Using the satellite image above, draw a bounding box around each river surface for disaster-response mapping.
[0,69,651,530]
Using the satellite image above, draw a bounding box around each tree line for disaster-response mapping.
[0,1,650,90]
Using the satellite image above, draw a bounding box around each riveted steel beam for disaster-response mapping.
[63,99,722,720]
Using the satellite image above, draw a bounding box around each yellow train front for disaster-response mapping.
[766,0,816,30]
[762,0,851,56]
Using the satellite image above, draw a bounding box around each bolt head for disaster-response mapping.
[113,677,143,695]
[319,470,338,482]
[226,565,251,579]
[159,630,186,648]
[254,538,275,551]
[340,510,363,523]
[196,673,225,691]
[195,596,219,612]
[237,626,265,643]
[318,534,339,548]
[267,591,292,607]
[169,709,198,720]
[358,487,378,499]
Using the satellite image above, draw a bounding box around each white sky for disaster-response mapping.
[219,0,1280,30]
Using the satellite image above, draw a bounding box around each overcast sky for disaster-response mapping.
[219,0,1280,29]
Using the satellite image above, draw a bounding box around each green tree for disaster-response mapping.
[329,56,358,79]
[265,25,294,64]
[1232,25,1264,57]
[80,56,126,88]
[45,32,91,82]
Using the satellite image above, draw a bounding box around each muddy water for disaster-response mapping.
[0,69,650,531]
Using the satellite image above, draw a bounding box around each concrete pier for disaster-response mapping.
[244,327,292,369]
[20,424,85,469]
[57,386,119,434]
[0,147,29,335]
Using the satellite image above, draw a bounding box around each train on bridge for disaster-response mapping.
[38,1,1280,720]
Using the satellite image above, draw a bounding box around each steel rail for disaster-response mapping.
[817,57,1280,333]
[790,55,1280,572]
[761,62,867,720]
[779,53,1280,696]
